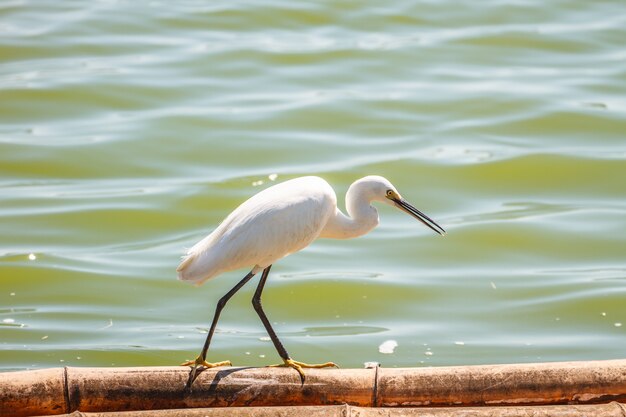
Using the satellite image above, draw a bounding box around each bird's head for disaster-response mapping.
[358,175,446,236]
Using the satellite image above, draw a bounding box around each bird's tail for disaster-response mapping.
[176,253,208,286]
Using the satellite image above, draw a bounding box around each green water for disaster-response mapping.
[1,1,625,372]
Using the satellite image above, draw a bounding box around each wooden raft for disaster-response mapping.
[1,359,625,417]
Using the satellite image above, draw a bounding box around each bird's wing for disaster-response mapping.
[214,193,332,270]
[178,179,335,285]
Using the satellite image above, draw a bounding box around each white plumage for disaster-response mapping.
[178,175,445,387]
[178,176,337,284]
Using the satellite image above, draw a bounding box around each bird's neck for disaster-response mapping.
[320,188,379,240]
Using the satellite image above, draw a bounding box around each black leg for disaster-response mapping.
[251,265,291,361]
[185,269,256,389]
[199,270,256,360]
[251,265,338,384]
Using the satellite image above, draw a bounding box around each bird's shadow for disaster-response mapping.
[183,366,255,396]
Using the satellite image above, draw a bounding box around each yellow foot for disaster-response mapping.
[268,358,338,384]
[181,356,231,368]
[182,356,232,390]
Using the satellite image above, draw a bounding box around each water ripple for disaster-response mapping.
[1,0,625,371]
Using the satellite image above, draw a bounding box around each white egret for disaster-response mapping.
[178,175,445,386]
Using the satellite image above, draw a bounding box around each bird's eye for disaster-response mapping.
[386,190,393,197]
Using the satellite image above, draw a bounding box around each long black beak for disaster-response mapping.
[394,198,446,236]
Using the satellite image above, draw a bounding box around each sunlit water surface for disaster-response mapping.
[1,0,625,371]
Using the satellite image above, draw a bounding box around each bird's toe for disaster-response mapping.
[181,356,231,368]
[268,358,337,384]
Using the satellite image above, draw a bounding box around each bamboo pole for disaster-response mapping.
[376,359,626,407]
[1,359,625,417]
[0,368,67,417]
[49,402,626,417]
